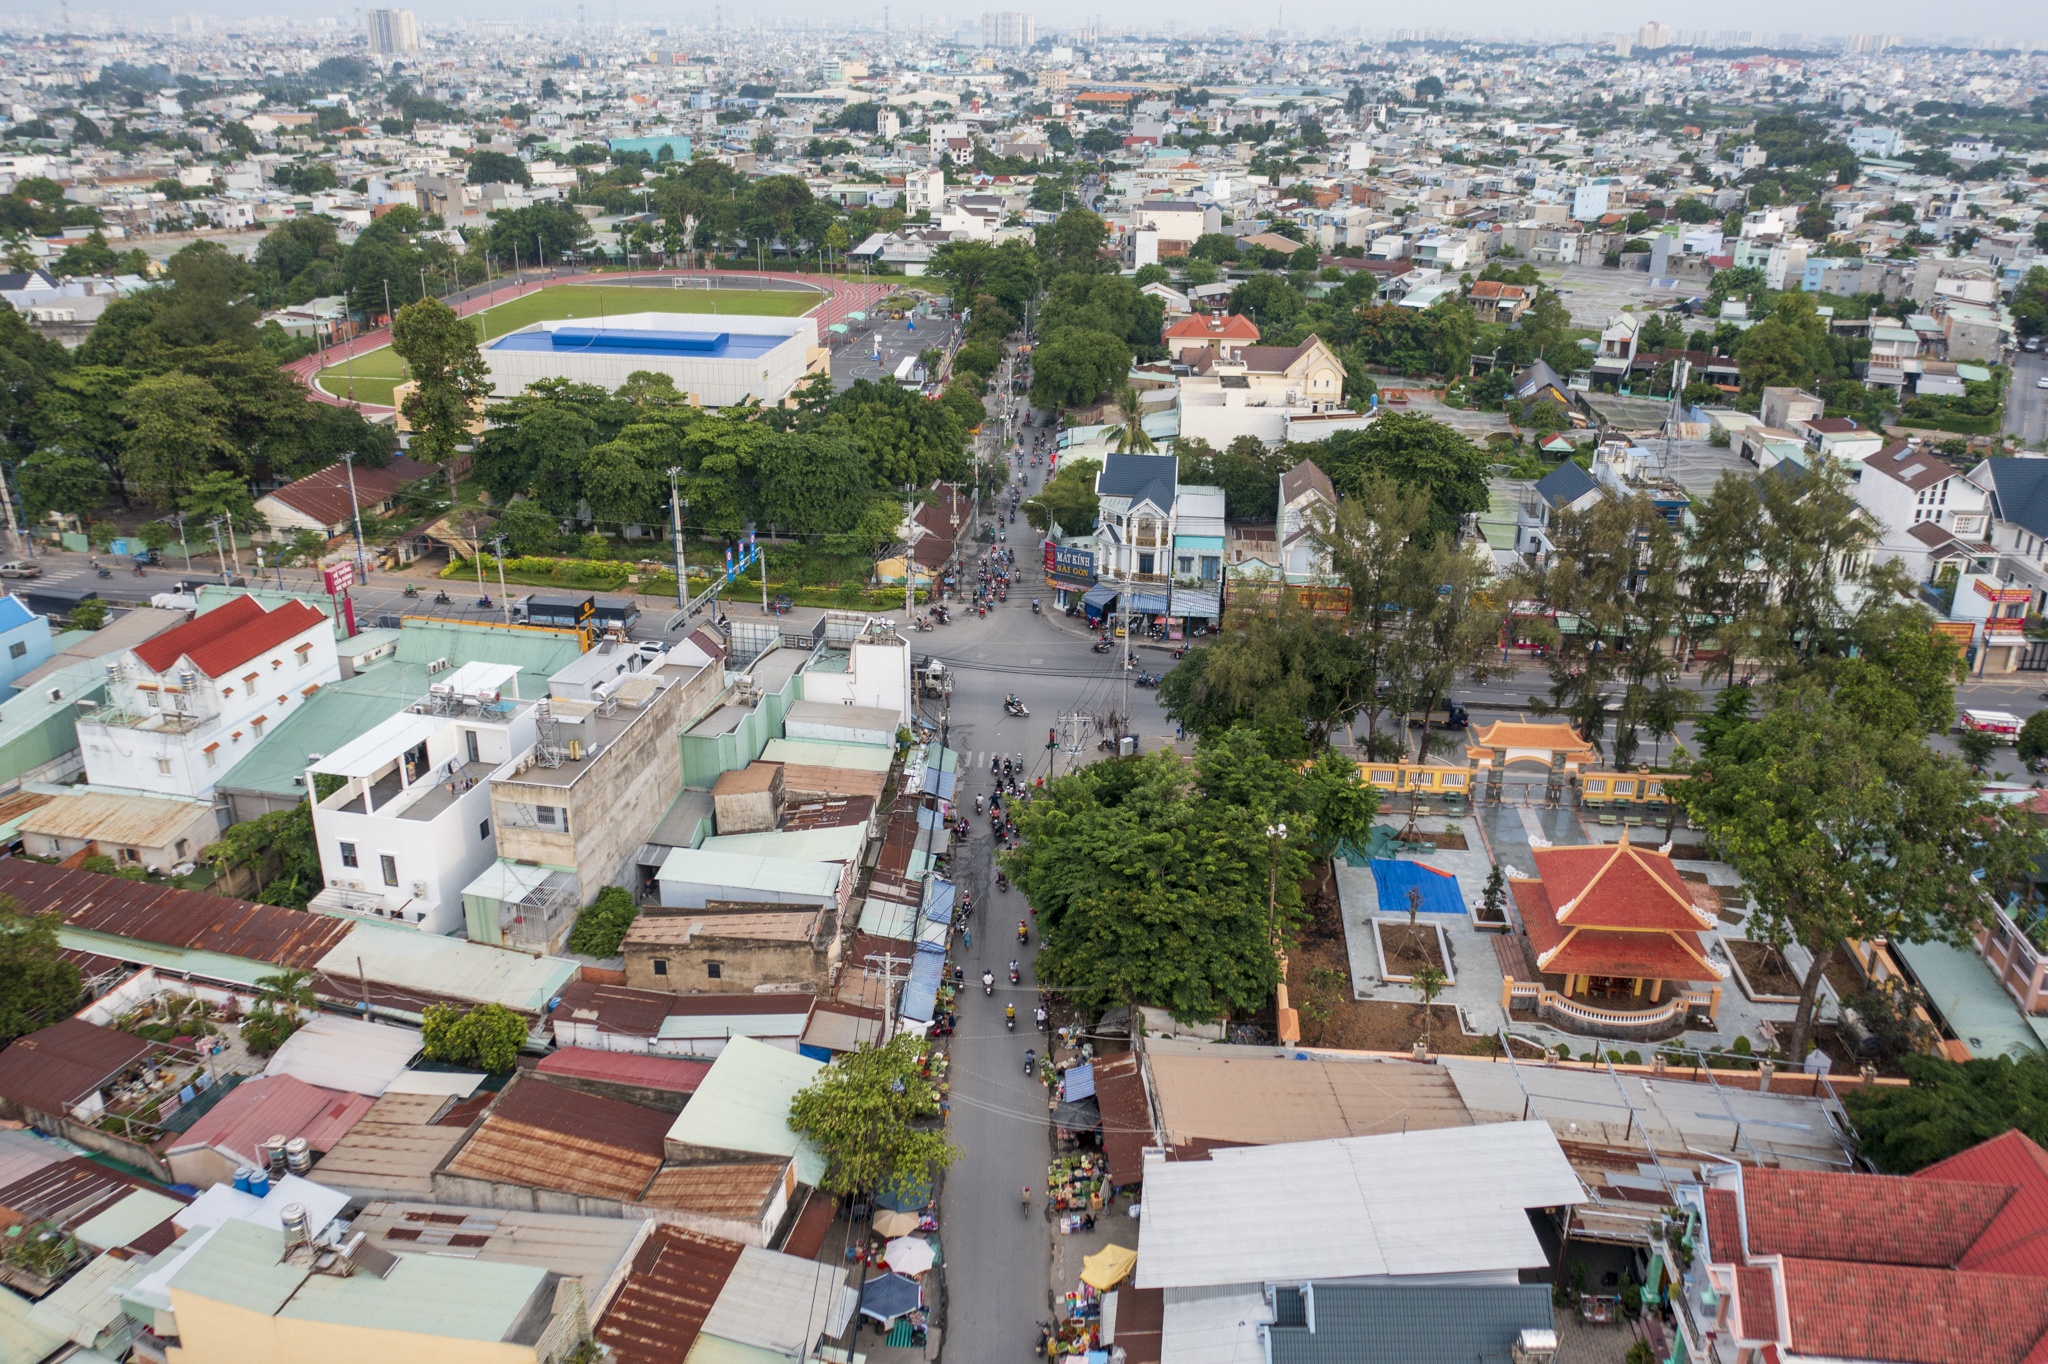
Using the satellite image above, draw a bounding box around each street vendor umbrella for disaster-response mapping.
[1079,1244,1138,1291]
[883,1236,936,1276]
[871,1210,921,1238]
[858,1271,923,1322]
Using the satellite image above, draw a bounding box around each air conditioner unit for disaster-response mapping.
[346,880,364,891]
[411,881,429,898]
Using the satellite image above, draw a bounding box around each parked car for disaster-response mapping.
[0,561,41,579]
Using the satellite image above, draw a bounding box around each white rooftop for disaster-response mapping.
[1135,1121,1585,1290]
[262,1014,423,1097]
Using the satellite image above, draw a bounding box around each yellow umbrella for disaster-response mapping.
[871,1210,921,1238]
[1079,1244,1138,1291]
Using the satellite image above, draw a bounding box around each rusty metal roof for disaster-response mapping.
[443,1074,668,1204]
[596,1225,744,1364]
[0,861,351,969]
[640,1162,784,1219]
[0,1018,156,1115]
[0,1153,182,1235]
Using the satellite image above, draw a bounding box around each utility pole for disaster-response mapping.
[758,530,769,616]
[0,461,26,559]
[864,949,916,1037]
[224,511,243,579]
[903,487,917,619]
[170,512,190,572]
[668,468,688,615]
[490,536,511,625]
[341,450,367,573]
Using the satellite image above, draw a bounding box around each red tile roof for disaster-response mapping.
[1781,1257,2048,1364]
[1742,1168,2012,1267]
[1733,1264,1779,1341]
[1534,838,1715,933]
[1918,1130,2048,1279]
[131,594,329,679]
[1512,876,1717,982]
[1164,312,1260,341]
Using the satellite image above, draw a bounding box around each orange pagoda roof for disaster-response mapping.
[1511,834,1725,983]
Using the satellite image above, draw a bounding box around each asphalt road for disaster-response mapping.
[2007,348,2048,449]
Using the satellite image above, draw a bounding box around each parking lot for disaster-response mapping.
[830,315,960,390]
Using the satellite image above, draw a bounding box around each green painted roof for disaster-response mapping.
[664,1035,825,1183]
[224,620,586,800]
[73,1188,184,1253]
[172,1218,548,1340]
[0,1281,69,1364]
[1894,937,2046,1062]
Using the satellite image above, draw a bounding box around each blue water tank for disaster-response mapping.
[247,1170,271,1198]
[232,1168,253,1193]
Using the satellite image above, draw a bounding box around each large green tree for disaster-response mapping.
[1159,602,1371,754]
[1844,1054,2048,1172]
[1312,413,1490,542]
[787,1033,956,1200]
[391,297,491,502]
[1024,456,1101,536]
[120,371,238,507]
[0,899,81,1045]
[1007,733,1375,1021]
[1687,679,2043,1061]
[1029,328,1128,410]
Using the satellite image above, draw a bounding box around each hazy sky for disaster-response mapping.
[10,0,2048,45]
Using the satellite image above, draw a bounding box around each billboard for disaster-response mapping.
[321,563,355,595]
[1044,542,1096,588]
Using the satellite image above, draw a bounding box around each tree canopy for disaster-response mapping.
[1006,732,1376,1021]
[1844,1054,2048,1172]
[0,898,80,1045]
[787,1034,955,1200]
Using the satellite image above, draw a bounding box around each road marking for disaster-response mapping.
[1029,659,1042,665]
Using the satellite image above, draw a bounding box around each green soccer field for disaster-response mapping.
[313,284,821,405]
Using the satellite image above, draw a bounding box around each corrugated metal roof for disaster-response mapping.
[0,861,352,969]
[351,1202,640,1295]
[663,1037,825,1184]
[760,738,895,772]
[656,1010,809,1043]
[1135,1121,1585,1290]
[536,1048,712,1092]
[0,1155,176,1237]
[163,1073,374,1167]
[0,1017,156,1114]
[70,1187,186,1254]
[311,917,579,1014]
[262,1014,423,1097]
[0,1276,70,1364]
[641,1162,784,1218]
[898,942,945,1024]
[1146,1050,1473,1147]
[801,1003,884,1055]
[0,1127,70,1190]
[699,1245,852,1356]
[597,1225,745,1364]
[17,791,213,849]
[701,824,866,864]
[655,848,843,899]
[24,1249,147,1347]
[445,1073,669,1204]
[307,1091,467,1199]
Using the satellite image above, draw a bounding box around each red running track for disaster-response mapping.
[284,268,898,412]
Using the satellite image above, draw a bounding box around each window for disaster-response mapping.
[156,757,172,775]
[6,641,22,660]
[204,747,219,769]
[243,673,258,696]
[175,838,190,857]
[706,962,723,979]
[340,842,358,869]
[652,958,668,976]
[380,854,398,887]
[536,805,567,832]
[146,690,160,709]
[1138,552,1155,574]
[478,818,492,841]
[251,717,266,738]
[296,645,313,668]
[1176,556,1193,574]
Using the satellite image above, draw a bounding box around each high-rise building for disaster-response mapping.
[365,9,420,57]
[980,11,1036,49]
[1637,20,1670,49]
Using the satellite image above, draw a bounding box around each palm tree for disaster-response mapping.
[254,970,316,1021]
[1110,385,1156,454]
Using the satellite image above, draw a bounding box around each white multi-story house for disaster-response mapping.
[1278,459,1338,580]
[1966,456,2048,615]
[306,662,538,935]
[1093,454,1180,589]
[78,595,338,800]
[1856,442,1994,583]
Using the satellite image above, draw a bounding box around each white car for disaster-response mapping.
[2038,376,2048,389]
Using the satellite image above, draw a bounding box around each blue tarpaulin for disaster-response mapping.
[1369,858,1467,916]
[923,877,956,926]
[1129,589,1171,615]
[1082,582,1119,618]
[898,942,947,1023]
[922,764,957,800]
[1063,1062,1095,1102]
[859,1272,924,1321]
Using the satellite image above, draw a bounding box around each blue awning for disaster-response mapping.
[898,941,947,1023]
[1171,586,1221,618]
[1063,1061,1095,1102]
[923,877,956,926]
[1368,859,1468,916]
[1129,589,1170,614]
[1082,582,1119,610]
[922,764,957,800]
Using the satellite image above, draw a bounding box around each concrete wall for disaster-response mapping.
[622,936,834,995]
[164,1286,550,1364]
[424,1170,781,1247]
